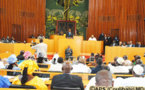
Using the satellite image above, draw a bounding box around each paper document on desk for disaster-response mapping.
[41,78,49,81]
[4,76,15,79]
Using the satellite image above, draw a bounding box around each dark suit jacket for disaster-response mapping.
[51,74,84,90]
[66,32,73,38]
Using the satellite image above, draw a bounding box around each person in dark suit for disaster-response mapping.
[65,46,73,60]
[51,62,84,90]
[135,42,144,47]
[98,33,105,41]
[127,41,135,47]
[91,58,108,74]
[66,28,73,38]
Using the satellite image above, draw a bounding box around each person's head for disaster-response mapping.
[96,58,103,66]
[132,65,144,77]
[91,53,94,56]
[136,59,143,65]
[135,55,141,60]
[68,46,70,48]
[39,39,43,43]
[7,54,17,64]
[123,42,126,46]
[57,57,63,64]
[78,56,86,64]
[114,57,118,62]
[68,29,71,32]
[130,41,133,44]
[95,70,112,87]
[119,41,122,45]
[62,61,73,73]
[24,51,32,60]
[138,42,141,45]
[116,57,124,65]
[91,35,94,38]
[123,55,128,60]
[20,50,25,55]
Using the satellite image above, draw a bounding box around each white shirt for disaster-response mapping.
[114,77,145,87]
[48,63,62,72]
[108,64,131,74]
[88,37,97,41]
[32,43,47,58]
[85,77,96,90]
[71,63,91,73]
[0,61,5,69]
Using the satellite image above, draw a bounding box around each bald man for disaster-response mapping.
[51,62,84,90]
[85,70,112,90]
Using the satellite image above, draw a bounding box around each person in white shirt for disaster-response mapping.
[88,35,97,41]
[71,56,91,73]
[32,39,47,58]
[108,57,131,73]
[51,52,59,64]
[48,57,64,72]
[85,70,113,90]
[114,65,145,87]
[0,59,5,69]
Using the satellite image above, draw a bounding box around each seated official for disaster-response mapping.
[51,62,84,90]
[12,59,47,89]
[127,41,135,47]
[91,58,108,73]
[85,70,113,90]
[66,28,73,38]
[108,57,131,74]
[135,42,144,47]
[71,56,91,73]
[122,55,132,66]
[48,57,64,72]
[88,35,97,41]
[65,46,73,60]
[114,65,145,87]
[17,50,25,64]
[37,34,45,39]
[7,54,20,70]
[0,75,11,88]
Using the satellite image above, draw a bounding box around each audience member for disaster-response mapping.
[123,55,132,66]
[91,58,107,73]
[108,57,131,73]
[7,54,20,70]
[88,35,97,41]
[65,46,73,60]
[118,41,122,46]
[17,50,25,64]
[12,60,47,89]
[85,70,112,90]
[111,40,118,46]
[23,51,32,60]
[32,39,47,58]
[111,57,118,66]
[51,62,84,90]
[71,56,91,73]
[114,65,145,87]
[48,57,64,72]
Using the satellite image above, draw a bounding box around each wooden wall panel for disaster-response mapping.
[88,0,145,45]
[0,0,46,42]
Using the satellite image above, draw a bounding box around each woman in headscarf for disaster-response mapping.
[12,59,48,89]
[7,54,20,70]
[24,51,32,60]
